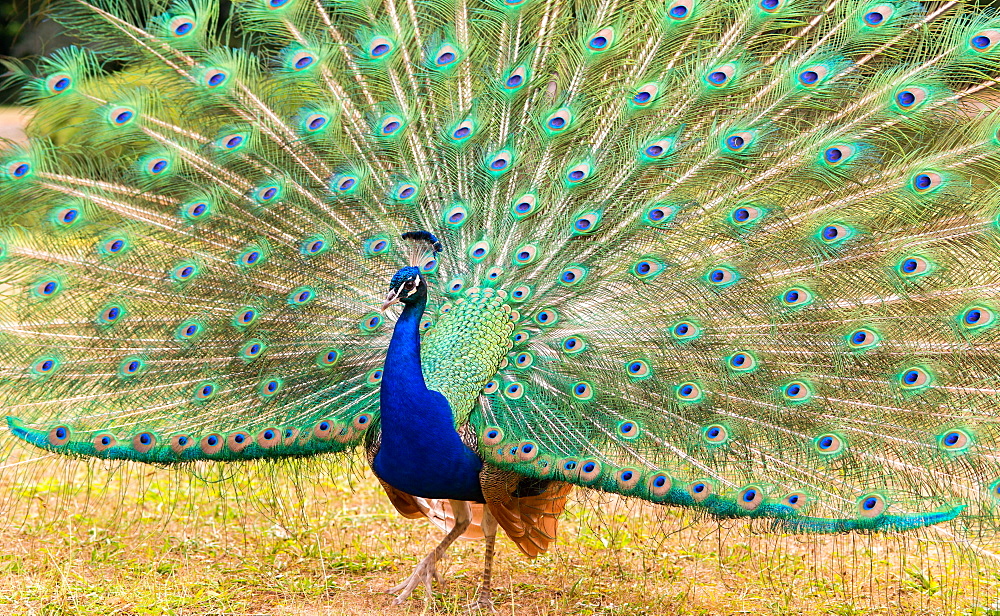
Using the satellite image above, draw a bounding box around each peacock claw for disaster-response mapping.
[389,551,444,604]
[468,591,497,613]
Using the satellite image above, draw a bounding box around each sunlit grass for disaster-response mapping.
[0,447,997,615]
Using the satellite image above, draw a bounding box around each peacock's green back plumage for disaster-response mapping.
[3,0,1000,537]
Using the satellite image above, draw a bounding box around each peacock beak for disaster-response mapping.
[381,287,403,313]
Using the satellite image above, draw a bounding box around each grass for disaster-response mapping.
[0,449,997,616]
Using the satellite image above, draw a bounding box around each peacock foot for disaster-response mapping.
[389,551,445,604]
[468,590,497,613]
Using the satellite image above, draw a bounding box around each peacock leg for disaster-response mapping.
[390,499,472,604]
[470,506,499,612]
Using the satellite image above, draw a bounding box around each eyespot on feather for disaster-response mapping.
[172,261,200,280]
[200,433,223,455]
[587,27,614,52]
[782,380,813,402]
[433,44,460,68]
[378,114,405,137]
[706,63,736,87]
[688,480,713,502]
[558,266,587,286]
[862,4,895,27]
[534,309,558,327]
[814,433,845,455]
[648,473,672,497]
[578,459,601,482]
[642,138,674,160]
[667,0,693,21]
[517,441,539,461]
[52,206,81,228]
[131,432,156,454]
[95,434,118,453]
[565,162,592,184]
[782,491,807,510]
[617,468,641,491]
[631,83,659,107]
[780,287,813,308]
[737,485,765,511]
[504,382,525,400]
[288,286,317,306]
[46,73,73,94]
[502,66,528,91]
[170,434,193,454]
[726,351,758,372]
[897,255,931,278]
[961,305,996,330]
[193,381,216,401]
[671,320,702,341]
[723,131,753,152]
[482,427,504,446]
[560,335,587,354]
[108,105,136,126]
[822,144,857,166]
[847,328,880,350]
[702,424,729,445]
[468,240,491,261]
[899,366,932,390]
[449,119,476,143]
[259,378,282,398]
[301,112,330,133]
[617,420,641,439]
[169,15,196,36]
[624,360,652,379]
[257,428,281,449]
[544,108,573,134]
[858,494,887,518]
[706,266,739,287]
[571,381,594,401]
[313,420,335,441]
[911,171,943,194]
[797,65,829,87]
[676,382,703,402]
[938,428,972,453]
[510,284,532,302]
[6,160,31,179]
[227,431,251,453]
[486,149,513,175]
[47,425,71,447]
[893,87,927,111]
[368,37,394,59]
[970,29,1000,52]
[202,69,229,88]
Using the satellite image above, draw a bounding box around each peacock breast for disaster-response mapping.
[420,287,515,426]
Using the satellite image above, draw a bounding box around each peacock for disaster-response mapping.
[4,0,1000,608]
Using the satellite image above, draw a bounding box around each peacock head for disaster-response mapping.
[381,266,426,311]
[381,230,442,312]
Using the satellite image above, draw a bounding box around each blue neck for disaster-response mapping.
[373,295,485,502]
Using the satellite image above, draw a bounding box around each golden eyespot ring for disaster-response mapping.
[131,432,156,453]
[227,431,251,452]
[94,434,117,452]
[200,433,223,455]
[169,434,193,454]
[257,428,281,449]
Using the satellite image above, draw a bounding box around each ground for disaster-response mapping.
[0,450,995,616]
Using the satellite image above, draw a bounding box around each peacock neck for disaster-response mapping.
[382,296,428,398]
[375,293,485,502]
